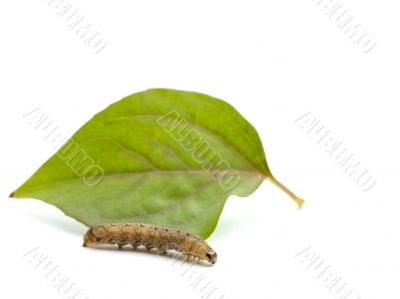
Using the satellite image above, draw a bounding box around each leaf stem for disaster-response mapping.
[268,175,304,208]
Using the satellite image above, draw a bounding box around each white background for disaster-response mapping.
[0,0,398,298]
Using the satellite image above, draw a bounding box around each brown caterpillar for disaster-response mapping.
[83,223,217,265]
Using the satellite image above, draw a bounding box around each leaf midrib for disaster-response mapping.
[15,169,267,196]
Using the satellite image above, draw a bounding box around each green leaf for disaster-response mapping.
[11,89,303,239]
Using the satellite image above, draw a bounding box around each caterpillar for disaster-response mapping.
[83,223,217,265]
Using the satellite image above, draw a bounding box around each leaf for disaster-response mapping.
[11,89,303,239]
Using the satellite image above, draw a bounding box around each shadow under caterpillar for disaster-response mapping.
[83,223,217,265]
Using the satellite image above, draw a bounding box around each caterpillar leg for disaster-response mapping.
[158,247,168,255]
[118,242,127,249]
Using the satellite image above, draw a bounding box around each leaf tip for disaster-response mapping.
[9,192,15,198]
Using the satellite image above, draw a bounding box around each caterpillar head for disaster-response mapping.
[205,250,217,264]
